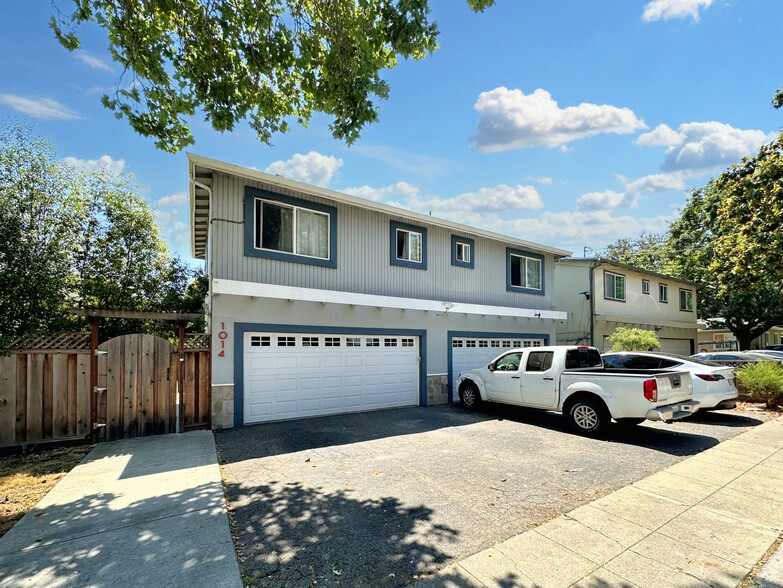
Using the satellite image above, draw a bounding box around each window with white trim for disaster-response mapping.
[255,199,330,260]
[604,271,626,301]
[509,253,542,291]
[396,228,422,263]
[451,235,475,269]
[659,283,668,303]
[642,279,650,295]
[679,288,693,312]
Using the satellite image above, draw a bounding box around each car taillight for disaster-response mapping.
[696,374,724,381]
[643,379,658,402]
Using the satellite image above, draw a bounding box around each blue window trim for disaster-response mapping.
[451,235,475,269]
[244,186,337,269]
[234,323,428,426]
[447,330,550,403]
[390,220,428,270]
[506,248,545,295]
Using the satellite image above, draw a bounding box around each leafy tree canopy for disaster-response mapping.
[51,0,495,152]
[603,232,672,275]
[0,121,204,343]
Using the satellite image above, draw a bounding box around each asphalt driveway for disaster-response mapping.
[216,404,773,588]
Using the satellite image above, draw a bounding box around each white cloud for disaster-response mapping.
[157,191,187,206]
[472,87,646,152]
[576,190,626,211]
[526,176,553,185]
[62,155,126,173]
[642,0,713,22]
[74,51,112,71]
[0,94,79,120]
[625,172,687,195]
[636,121,775,172]
[633,123,684,147]
[265,151,343,186]
[343,181,421,204]
[433,185,544,213]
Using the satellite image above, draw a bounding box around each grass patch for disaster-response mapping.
[0,446,92,539]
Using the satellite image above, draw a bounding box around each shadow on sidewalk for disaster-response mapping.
[0,481,233,587]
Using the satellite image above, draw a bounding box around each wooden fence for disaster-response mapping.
[0,333,210,448]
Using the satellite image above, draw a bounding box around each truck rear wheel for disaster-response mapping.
[459,381,481,409]
[566,397,609,436]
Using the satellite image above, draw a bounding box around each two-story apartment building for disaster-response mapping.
[554,258,698,354]
[188,154,570,428]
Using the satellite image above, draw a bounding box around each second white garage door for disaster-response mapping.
[451,336,545,401]
[244,332,420,424]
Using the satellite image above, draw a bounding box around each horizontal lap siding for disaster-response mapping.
[211,173,556,309]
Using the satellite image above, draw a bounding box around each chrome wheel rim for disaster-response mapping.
[574,405,598,429]
[463,387,475,406]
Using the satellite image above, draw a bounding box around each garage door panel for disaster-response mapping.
[244,331,419,423]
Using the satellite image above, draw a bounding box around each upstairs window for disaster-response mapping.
[451,235,475,269]
[245,188,337,268]
[642,279,650,295]
[659,283,668,303]
[507,249,544,294]
[680,289,694,312]
[390,221,428,269]
[604,271,626,301]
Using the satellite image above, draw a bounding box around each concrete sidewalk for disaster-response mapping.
[417,416,783,588]
[0,431,242,588]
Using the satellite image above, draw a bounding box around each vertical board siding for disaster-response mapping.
[0,357,17,445]
[211,172,558,310]
[1,337,210,448]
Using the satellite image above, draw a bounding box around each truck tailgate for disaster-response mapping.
[655,371,692,405]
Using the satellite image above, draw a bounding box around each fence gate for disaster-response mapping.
[98,334,210,441]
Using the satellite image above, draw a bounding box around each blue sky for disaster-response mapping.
[2,0,781,264]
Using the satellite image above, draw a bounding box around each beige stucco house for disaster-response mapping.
[555,258,698,354]
[696,321,783,352]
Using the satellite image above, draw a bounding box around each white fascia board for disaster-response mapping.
[212,279,567,321]
[187,153,572,258]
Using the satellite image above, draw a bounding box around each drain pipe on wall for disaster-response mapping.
[588,259,601,347]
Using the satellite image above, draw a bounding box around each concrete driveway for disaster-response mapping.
[216,404,772,588]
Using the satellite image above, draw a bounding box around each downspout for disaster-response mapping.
[588,260,600,347]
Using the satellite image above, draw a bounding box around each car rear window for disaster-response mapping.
[565,348,603,369]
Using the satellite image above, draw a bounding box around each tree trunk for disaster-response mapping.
[736,332,755,351]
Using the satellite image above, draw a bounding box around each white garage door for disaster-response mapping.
[451,336,545,401]
[658,338,693,356]
[244,332,420,423]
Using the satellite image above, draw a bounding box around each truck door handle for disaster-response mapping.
[511,376,520,379]
[543,377,554,380]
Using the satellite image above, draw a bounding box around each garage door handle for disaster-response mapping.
[511,376,520,379]
[543,377,554,380]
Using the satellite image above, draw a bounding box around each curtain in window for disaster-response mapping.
[296,209,329,258]
[527,258,542,290]
[261,202,293,252]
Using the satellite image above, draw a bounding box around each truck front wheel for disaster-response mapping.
[459,381,481,409]
[566,397,609,436]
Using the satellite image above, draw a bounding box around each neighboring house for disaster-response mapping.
[696,321,783,352]
[188,154,570,428]
[554,258,698,355]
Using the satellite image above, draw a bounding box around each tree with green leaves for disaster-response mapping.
[51,0,495,152]
[603,232,672,274]
[0,121,205,342]
[606,327,660,352]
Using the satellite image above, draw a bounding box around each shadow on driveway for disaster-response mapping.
[226,479,458,588]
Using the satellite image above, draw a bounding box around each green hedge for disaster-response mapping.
[735,361,783,408]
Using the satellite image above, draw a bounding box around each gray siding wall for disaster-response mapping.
[210,172,557,310]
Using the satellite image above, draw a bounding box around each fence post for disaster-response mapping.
[90,318,99,443]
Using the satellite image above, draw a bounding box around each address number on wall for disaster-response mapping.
[218,322,228,358]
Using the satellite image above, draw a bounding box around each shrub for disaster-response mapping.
[735,361,783,408]
[606,327,660,352]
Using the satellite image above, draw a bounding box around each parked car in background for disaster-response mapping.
[603,351,737,410]
[691,351,778,363]
[748,350,783,361]
[765,344,783,351]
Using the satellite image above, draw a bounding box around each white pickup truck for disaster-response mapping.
[457,345,699,435]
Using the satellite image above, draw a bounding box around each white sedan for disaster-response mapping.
[602,351,737,410]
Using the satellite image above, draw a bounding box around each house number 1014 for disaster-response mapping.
[218,322,228,357]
